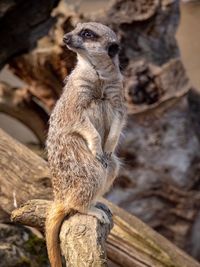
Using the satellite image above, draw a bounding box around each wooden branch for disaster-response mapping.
[11,198,200,267]
[1,128,200,267]
[12,200,112,267]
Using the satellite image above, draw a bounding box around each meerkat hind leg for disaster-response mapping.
[86,206,110,224]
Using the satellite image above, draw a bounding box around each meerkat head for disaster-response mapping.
[63,22,120,68]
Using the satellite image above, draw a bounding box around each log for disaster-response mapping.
[0,129,199,267]
[0,128,52,221]
[11,199,200,267]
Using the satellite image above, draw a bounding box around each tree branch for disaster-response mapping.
[11,200,112,267]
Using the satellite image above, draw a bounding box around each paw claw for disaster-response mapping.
[96,153,108,168]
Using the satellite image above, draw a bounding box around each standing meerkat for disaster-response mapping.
[46,22,126,267]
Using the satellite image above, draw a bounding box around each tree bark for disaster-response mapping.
[0,128,199,267]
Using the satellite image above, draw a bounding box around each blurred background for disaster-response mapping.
[0,0,200,266]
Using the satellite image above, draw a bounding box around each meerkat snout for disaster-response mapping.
[63,34,72,45]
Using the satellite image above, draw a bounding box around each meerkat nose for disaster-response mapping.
[63,34,72,45]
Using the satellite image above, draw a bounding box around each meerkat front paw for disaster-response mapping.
[87,206,110,224]
[104,152,112,160]
[96,153,108,168]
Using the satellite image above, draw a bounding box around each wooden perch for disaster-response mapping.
[12,200,113,267]
[0,128,200,267]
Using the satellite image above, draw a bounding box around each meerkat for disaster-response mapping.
[45,22,126,267]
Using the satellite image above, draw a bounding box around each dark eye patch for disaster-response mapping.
[79,29,99,39]
[107,43,120,58]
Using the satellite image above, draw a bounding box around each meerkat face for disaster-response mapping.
[63,22,120,62]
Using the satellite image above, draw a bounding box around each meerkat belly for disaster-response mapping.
[87,100,115,144]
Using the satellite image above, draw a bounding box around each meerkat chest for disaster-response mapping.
[88,99,114,123]
[87,90,120,143]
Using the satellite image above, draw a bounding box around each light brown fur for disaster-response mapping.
[45,22,126,267]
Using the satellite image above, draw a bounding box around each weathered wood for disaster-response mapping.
[0,128,198,267]
[12,200,112,267]
[11,198,200,267]
[0,0,60,69]
[124,58,190,115]
[0,128,52,221]
[0,82,49,144]
[9,2,77,111]
[59,202,113,267]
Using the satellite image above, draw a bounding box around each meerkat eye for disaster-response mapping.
[107,43,120,58]
[79,29,98,39]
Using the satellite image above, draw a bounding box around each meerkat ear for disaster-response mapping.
[107,42,120,58]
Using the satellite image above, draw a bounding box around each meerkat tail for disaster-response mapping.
[45,202,69,267]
